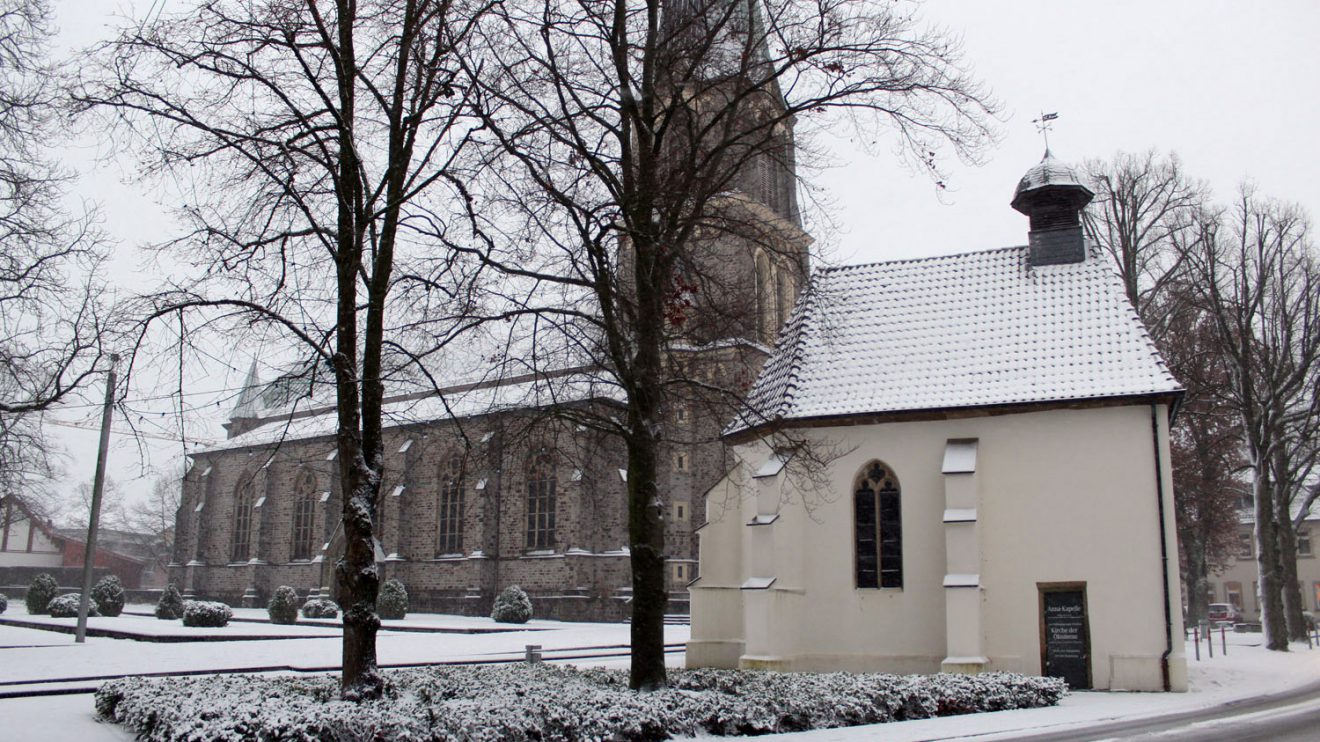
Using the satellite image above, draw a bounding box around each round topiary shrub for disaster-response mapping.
[377,579,408,620]
[25,573,59,614]
[491,585,533,624]
[182,600,232,628]
[91,575,126,617]
[301,598,339,619]
[155,584,185,620]
[48,593,99,618]
[267,586,299,625]
[0,593,8,615]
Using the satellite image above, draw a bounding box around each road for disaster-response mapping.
[1014,678,1320,741]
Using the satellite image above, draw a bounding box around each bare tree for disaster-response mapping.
[1178,188,1320,650]
[78,0,486,699]
[0,0,110,501]
[1083,150,1207,318]
[1154,286,1246,624]
[449,0,996,689]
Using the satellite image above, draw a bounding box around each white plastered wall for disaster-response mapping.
[688,403,1187,691]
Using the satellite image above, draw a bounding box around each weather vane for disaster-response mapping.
[1033,111,1059,152]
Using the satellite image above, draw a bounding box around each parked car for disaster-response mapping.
[1206,603,1242,625]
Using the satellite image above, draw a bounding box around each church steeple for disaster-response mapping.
[1011,150,1094,266]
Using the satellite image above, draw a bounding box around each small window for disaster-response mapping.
[673,502,688,522]
[1298,529,1312,557]
[672,563,689,583]
[1237,533,1253,560]
[673,452,688,472]
[674,406,689,423]
[854,461,902,589]
[1225,581,1243,610]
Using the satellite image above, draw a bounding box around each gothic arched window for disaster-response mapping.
[854,461,902,589]
[526,452,557,550]
[775,266,791,333]
[290,470,317,561]
[755,251,772,343]
[437,455,465,555]
[231,480,255,563]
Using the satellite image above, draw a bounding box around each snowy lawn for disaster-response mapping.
[94,664,1066,741]
[0,612,683,687]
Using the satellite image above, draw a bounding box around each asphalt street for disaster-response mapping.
[1013,678,1320,742]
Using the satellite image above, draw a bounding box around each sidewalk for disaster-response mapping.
[717,634,1320,741]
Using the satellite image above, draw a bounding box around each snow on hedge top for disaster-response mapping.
[731,245,1180,435]
[206,371,621,453]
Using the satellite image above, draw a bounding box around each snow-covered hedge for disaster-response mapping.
[25,573,58,614]
[301,598,339,619]
[181,600,231,628]
[377,579,408,620]
[95,664,1067,741]
[268,586,300,625]
[48,593,98,618]
[155,584,184,620]
[0,592,8,614]
[491,585,533,624]
[92,576,126,617]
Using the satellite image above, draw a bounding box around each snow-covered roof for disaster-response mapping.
[730,244,1181,435]
[200,371,622,454]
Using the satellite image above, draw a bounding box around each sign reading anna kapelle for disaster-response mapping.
[1041,587,1091,689]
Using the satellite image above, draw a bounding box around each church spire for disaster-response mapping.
[1011,150,1094,266]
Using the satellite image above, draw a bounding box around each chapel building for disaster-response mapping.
[688,153,1189,691]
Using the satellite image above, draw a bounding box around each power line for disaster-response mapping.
[44,417,219,446]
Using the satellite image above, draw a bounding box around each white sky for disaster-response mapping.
[39,0,1320,510]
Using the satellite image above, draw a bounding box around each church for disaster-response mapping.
[686,153,1188,691]
[168,57,808,622]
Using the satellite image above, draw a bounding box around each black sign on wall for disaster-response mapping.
[1039,584,1091,690]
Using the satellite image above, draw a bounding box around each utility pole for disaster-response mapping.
[75,354,118,644]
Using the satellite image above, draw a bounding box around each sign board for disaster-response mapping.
[1039,584,1091,689]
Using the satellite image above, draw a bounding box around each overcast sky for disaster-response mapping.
[41,0,1320,509]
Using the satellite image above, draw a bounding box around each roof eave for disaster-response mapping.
[723,389,1186,445]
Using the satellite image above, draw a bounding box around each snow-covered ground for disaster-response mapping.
[0,604,677,688]
[0,612,1316,741]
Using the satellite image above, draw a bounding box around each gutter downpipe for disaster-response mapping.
[1151,403,1174,692]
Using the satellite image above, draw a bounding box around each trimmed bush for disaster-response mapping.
[155,584,185,620]
[182,600,232,628]
[92,575,126,617]
[491,585,533,624]
[95,664,1069,741]
[267,586,299,625]
[301,598,339,620]
[377,579,408,620]
[48,593,98,618]
[25,573,58,614]
[0,592,8,614]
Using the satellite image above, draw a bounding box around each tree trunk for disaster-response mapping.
[1183,545,1210,626]
[627,428,667,691]
[625,228,669,691]
[1254,475,1288,650]
[1276,505,1307,641]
